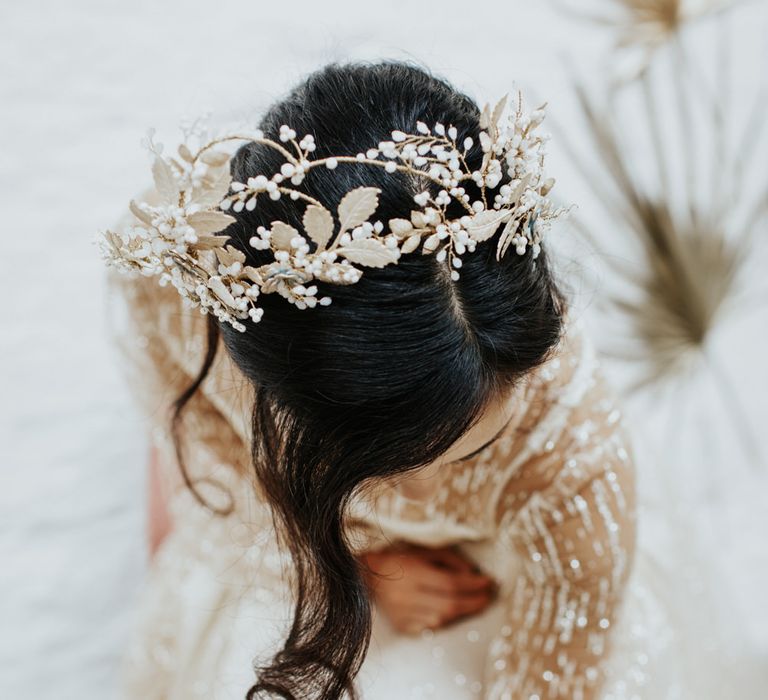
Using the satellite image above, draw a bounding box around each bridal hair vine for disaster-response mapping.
[98,92,568,332]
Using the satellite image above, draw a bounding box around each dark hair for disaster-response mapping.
[172,59,568,700]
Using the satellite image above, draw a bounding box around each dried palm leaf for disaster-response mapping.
[553,0,746,79]
[552,32,767,463]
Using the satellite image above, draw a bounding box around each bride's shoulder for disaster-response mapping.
[490,307,636,520]
[515,306,597,419]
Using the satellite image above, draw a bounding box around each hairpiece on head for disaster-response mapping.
[97,92,569,332]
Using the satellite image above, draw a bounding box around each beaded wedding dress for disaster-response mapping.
[107,218,686,699]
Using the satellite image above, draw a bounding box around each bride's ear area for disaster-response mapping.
[437,390,517,466]
[384,388,519,500]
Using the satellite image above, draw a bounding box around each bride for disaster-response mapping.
[102,60,675,699]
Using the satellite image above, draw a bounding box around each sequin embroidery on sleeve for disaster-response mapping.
[482,317,639,700]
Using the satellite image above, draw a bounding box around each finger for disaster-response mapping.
[418,568,496,596]
[407,588,494,621]
[406,589,460,614]
[437,591,494,622]
[419,546,480,573]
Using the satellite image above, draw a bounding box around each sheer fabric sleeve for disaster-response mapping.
[482,317,638,700]
[104,188,255,502]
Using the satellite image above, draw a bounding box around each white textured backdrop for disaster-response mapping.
[1,1,766,698]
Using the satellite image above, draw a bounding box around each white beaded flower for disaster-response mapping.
[98,92,568,332]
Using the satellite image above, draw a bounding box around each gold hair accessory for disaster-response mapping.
[98,92,567,332]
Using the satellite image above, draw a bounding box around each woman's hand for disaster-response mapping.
[359,543,497,635]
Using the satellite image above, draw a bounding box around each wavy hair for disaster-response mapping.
[171,59,568,699]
